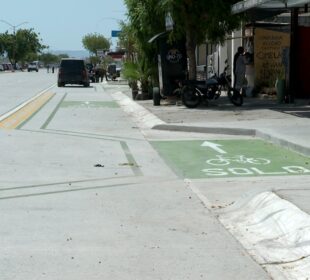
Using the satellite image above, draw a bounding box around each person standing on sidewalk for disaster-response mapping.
[233,46,247,96]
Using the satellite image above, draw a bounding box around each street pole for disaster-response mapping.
[0,20,28,70]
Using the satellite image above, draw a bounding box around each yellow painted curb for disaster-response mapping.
[0,92,55,129]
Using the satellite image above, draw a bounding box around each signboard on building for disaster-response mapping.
[254,28,290,86]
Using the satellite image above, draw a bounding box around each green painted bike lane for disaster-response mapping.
[60,101,119,108]
[151,139,310,179]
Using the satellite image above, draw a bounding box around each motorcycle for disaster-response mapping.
[181,64,243,108]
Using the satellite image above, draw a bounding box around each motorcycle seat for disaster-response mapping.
[196,84,209,90]
[206,78,218,86]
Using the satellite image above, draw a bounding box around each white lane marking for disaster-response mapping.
[201,140,226,154]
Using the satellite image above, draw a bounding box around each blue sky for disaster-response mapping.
[0,0,127,51]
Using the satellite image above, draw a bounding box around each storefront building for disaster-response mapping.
[231,0,310,101]
[196,0,310,101]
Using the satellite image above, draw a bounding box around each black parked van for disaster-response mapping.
[57,58,90,87]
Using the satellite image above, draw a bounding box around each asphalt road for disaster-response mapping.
[0,70,56,116]
[0,72,270,279]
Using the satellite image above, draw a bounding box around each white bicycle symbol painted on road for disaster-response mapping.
[206,155,271,166]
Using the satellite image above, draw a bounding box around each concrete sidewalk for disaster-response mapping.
[123,87,310,156]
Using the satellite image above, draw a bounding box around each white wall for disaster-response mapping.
[195,27,244,82]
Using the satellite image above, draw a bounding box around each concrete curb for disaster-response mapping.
[113,90,310,156]
[153,124,310,156]
[110,91,165,129]
[256,130,310,157]
[153,124,256,136]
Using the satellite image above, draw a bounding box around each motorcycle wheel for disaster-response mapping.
[228,88,243,106]
[182,85,201,108]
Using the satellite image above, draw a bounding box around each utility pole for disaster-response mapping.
[0,20,28,70]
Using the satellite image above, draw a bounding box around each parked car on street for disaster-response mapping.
[2,63,13,71]
[57,58,89,87]
[28,61,39,72]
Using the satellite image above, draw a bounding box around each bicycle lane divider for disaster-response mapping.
[40,93,67,130]
[0,84,56,130]
[37,93,143,177]
[151,139,310,179]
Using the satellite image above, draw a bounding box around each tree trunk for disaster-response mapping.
[186,29,197,81]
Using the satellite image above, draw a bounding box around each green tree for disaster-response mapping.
[24,52,39,64]
[118,21,137,63]
[124,0,241,89]
[82,33,110,55]
[161,0,241,79]
[124,0,165,58]
[0,32,13,56]
[57,53,69,60]
[0,28,46,66]
[0,35,5,56]
[123,0,166,90]
[89,55,101,65]
[39,52,59,66]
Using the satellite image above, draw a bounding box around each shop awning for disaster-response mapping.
[232,0,310,14]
